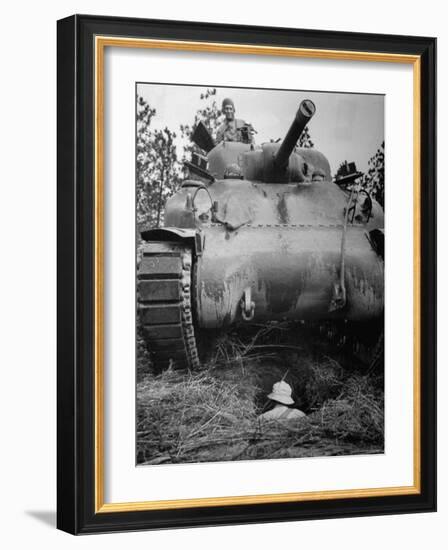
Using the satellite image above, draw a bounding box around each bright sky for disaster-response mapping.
[137,83,384,175]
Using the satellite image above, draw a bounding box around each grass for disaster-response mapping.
[136,322,384,465]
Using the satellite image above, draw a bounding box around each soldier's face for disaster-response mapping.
[223,104,235,121]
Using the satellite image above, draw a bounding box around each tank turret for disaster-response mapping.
[240,100,327,184]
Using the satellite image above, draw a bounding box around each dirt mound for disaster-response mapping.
[137,323,384,465]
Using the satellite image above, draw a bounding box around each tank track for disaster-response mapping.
[137,241,200,369]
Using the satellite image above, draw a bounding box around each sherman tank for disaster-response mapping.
[137,100,384,369]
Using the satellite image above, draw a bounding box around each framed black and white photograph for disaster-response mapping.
[57,14,436,534]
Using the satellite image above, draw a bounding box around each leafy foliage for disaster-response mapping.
[136,95,182,230]
[136,90,222,229]
[197,88,222,138]
[361,141,385,207]
[334,142,385,209]
[298,125,314,148]
[179,88,222,173]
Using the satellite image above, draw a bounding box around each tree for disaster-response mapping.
[334,142,385,209]
[298,125,314,148]
[361,142,385,208]
[197,88,222,138]
[136,95,182,230]
[274,125,314,147]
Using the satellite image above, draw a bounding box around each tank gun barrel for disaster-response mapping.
[274,100,316,170]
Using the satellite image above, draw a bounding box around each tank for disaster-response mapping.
[137,100,384,369]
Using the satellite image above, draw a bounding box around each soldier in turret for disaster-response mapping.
[216,98,255,144]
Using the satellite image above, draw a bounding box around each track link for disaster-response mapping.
[137,241,200,369]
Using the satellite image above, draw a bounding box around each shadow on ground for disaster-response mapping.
[26,510,56,528]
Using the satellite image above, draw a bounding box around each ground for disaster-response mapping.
[136,322,384,465]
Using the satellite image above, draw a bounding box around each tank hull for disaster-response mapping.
[166,180,383,232]
[195,224,383,328]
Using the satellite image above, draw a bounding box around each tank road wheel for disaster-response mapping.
[137,241,201,370]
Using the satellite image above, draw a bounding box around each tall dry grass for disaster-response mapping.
[136,322,384,464]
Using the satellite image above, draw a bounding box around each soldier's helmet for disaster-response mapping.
[267,381,294,405]
[222,98,235,110]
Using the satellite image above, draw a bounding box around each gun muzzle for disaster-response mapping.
[274,99,316,170]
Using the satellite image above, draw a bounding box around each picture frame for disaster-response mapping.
[57,14,436,534]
